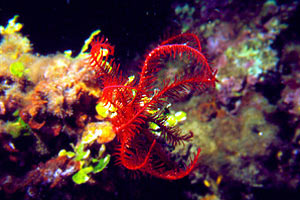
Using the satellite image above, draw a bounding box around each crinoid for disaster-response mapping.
[89,33,217,180]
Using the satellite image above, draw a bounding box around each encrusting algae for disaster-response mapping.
[0,16,111,193]
[171,0,300,199]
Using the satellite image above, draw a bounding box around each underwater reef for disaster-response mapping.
[1,0,300,199]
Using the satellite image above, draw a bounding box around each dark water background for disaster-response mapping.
[0,0,176,65]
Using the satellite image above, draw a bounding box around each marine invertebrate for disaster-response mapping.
[89,33,217,180]
[19,54,102,137]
